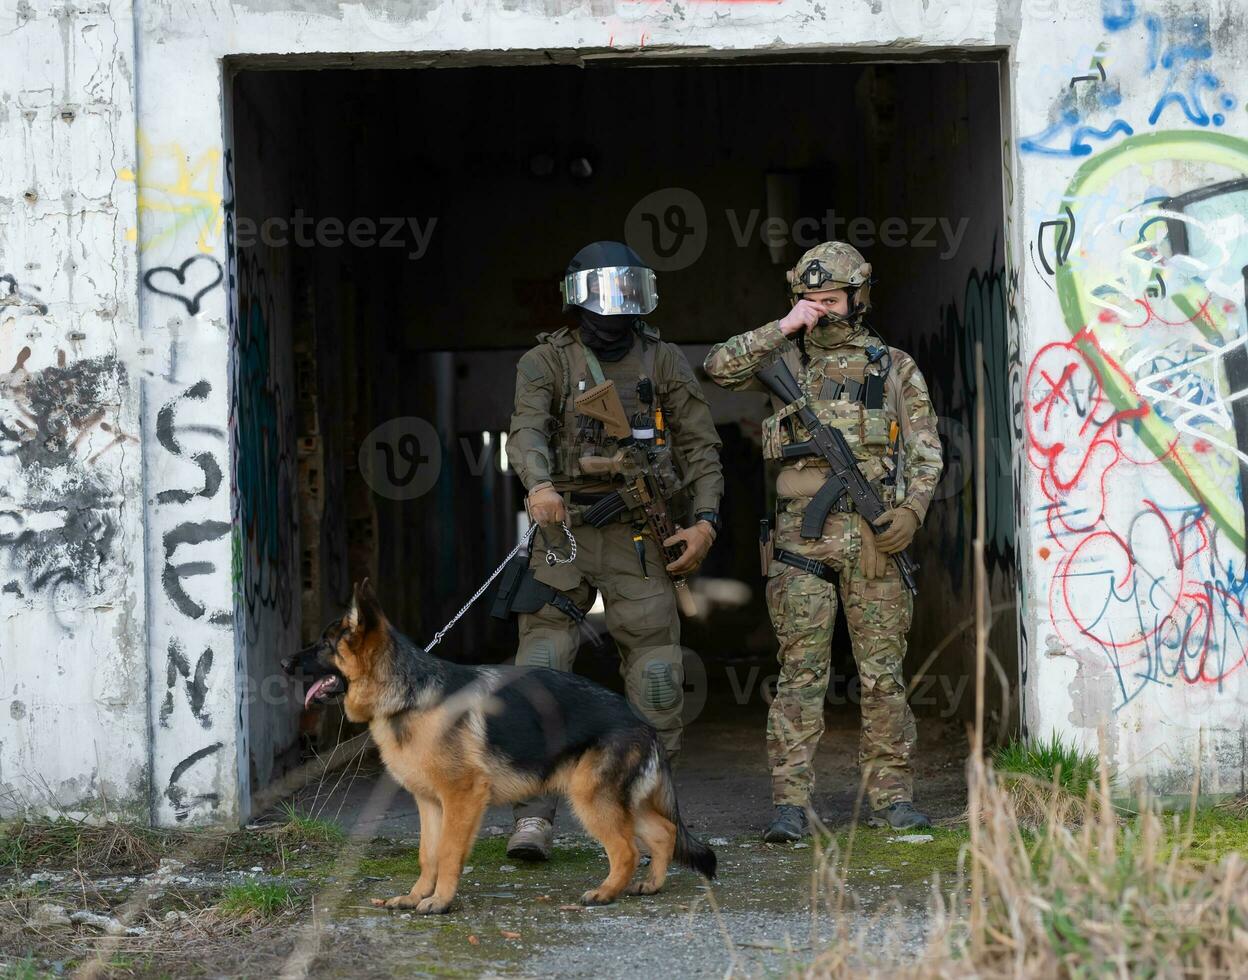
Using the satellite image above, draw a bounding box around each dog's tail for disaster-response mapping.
[651,750,717,880]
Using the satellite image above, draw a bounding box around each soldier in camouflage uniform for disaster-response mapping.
[703,242,943,838]
[505,241,724,860]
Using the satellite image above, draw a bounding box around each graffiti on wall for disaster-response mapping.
[231,250,296,645]
[143,256,224,316]
[133,128,235,818]
[1027,130,1248,712]
[145,354,232,818]
[1,274,48,315]
[1021,1,1238,157]
[918,246,1017,585]
[0,343,133,619]
[122,134,224,256]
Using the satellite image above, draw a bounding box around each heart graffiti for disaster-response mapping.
[143,255,224,315]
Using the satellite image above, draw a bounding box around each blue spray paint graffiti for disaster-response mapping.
[1020,1,1237,157]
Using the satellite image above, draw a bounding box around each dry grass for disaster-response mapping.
[805,759,1248,978]
[0,822,176,877]
[982,768,1108,831]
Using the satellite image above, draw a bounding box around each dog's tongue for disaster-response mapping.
[304,677,334,710]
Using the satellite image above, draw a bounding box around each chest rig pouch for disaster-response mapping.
[761,346,894,467]
[542,325,682,497]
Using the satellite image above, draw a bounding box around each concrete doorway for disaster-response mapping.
[225,54,1015,824]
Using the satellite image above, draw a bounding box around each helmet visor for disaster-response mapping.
[561,266,658,315]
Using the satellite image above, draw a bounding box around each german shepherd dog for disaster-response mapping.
[283,580,716,914]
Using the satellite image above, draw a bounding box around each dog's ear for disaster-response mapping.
[349,578,384,633]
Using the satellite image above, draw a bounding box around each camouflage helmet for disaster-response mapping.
[786,241,873,315]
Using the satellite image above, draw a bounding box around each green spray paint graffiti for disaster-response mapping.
[1050,131,1248,551]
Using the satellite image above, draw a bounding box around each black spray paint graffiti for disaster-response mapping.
[162,519,232,623]
[0,274,48,315]
[160,639,213,729]
[155,379,232,625]
[143,255,224,316]
[1034,206,1076,280]
[156,396,230,819]
[152,158,236,825]
[0,347,129,604]
[155,380,223,504]
[164,742,222,821]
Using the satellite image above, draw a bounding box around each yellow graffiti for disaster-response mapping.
[120,134,223,254]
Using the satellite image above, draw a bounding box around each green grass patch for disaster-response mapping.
[1,956,56,980]
[992,733,1102,798]
[218,880,299,917]
[1164,807,1248,865]
[277,804,346,846]
[827,826,969,886]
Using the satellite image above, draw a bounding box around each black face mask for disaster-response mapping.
[578,310,637,362]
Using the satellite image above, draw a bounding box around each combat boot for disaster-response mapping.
[506,816,553,861]
[867,801,931,830]
[762,804,808,843]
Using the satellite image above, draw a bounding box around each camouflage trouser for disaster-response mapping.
[514,519,683,823]
[765,500,916,812]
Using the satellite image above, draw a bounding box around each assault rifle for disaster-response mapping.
[756,355,919,596]
[573,381,699,618]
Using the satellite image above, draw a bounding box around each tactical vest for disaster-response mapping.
[762,343,903,490]
[536,324,679,490]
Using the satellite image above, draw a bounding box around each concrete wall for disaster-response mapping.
[1,0,1245,824]
[1014,3,1248,798]
[0,1,148,820]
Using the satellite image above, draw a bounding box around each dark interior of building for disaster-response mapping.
[227,58,1018,790]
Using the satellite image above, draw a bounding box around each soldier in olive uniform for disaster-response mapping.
[505,241,724,860]
[703,242,943,839]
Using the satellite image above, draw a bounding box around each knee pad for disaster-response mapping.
[518,639,557,670]
[641,660,681,712]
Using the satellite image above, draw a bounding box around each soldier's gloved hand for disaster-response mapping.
[663,522,715,575]
[777,299,824,336]
[858,516,889,580]
[873,507,919,554]
[527,483,567,525]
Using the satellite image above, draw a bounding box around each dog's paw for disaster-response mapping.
[625,881,662,896]
[415,896,453,915]
[579,889,617,907]
[371,894,421,910]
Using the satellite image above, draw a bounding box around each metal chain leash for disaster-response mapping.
[424,522,577,651]
[544,521,577,566]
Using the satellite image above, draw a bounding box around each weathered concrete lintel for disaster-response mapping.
[224,42,1011,73]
